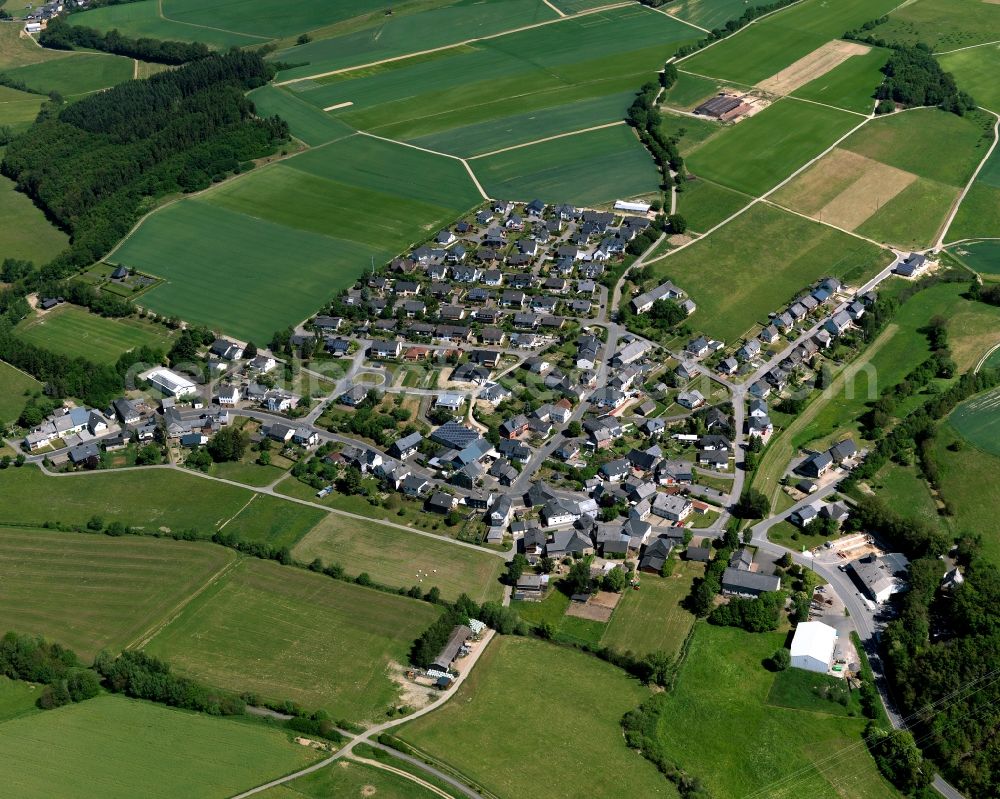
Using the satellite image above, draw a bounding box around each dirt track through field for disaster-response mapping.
[757,40,870,95]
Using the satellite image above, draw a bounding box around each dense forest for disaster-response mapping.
[1,50,289,281]
[40,18,211,65]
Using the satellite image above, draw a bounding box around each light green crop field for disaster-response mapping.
[71,0,265,47]
[661,110,723,157]
[3,52,134,97]
[410,92,637,157]
[0,360,40,425]
[0,676,39,724]
[871,462,942,529]
[661,71,722,110]
[652,203,891,342]
[652,623,899,799]
[0,85,45,133]
[400,636,679,798]
[681,0,901,85]
[0,465,318,544]
[217,494,325,550]
[143,557,439,722]
[938,43,1000,113]
[665,0,758,30]
[0,695,322,799]
[0,527,235,659]
[274,0,559,81]
[675,178,750,231]
[292,514,505,604]
[685,99,859,196]
[473,123,659,205]
[864,0,1000,50]
[115,134,481,342]
[261,758,443,799]
[951,385,1000,457]
[162,0,388,40]
[600,562,701,657]
[291,6,696,143]
[842,108,992,188]
[15,305,176,364]
[790,47,890,114]
[855,177,958,249]
[248,85,355,146]
[946,135,1000,242]
[0,171,67,264]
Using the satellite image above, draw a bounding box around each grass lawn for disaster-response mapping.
[600,562,701,657]
[869,462,941,529]
[842,108,992,189]
[220,493,325,550]
[0,359,41,424]
[399,636,679,798]
[945,142,1000,243]
[935,421,1000,564]
[0,173,68,265]
[766,666,862,717]
[938,43,1000,114]
[864,0,1000,50]
[473,123,660,206]
[685,99,860,196]
[660,71,721,110]
[273,0,560,81]
[0,527,235,659]
[0,695,322,799]
[261,758,444,799]
[681,0,901,84]
[0,465,318,543]
[0,85,45,134]
[948,239,1000,275]
[3,52,134,97]
[292,514,505,603]
[143,557,440,722]
[247,84,356,146]
[652,623,898,799]
[651,203,891,343]
[790,47,889,115]
[674,177,750,231]
[0,676,40,724]
[662,110,722,157]
[208,459,288,488]
[15,305,177,365]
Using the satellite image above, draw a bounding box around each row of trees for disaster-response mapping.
[41,18,211,65]
[2,51,288,280]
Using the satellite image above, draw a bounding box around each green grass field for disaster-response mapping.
[0,676,40,724]
[949,240,1000,274]
[220,494,325,549]
[938,43,1000,113]
[0,526,235,659]
[661,71,722,110]
[662,110,723,157]
[292,514,505,603]
[651,203,891,342]
[0,84,45,133]
[790,47,889,115]
[144,557,439,722]
[115,134,481,342]
[666,0,758,30]
[870,462,941,528]
[681,0,901,85]
[15,305,176,364]
[473,123,660,205]
[0,695,322,799]
[0,359,41,424]
[292,6,696,143]
[248,85,355,146]
[684,99,860,196]
[945,137,1000,242]
[842,108,992,188]
[766,667,862,718]
[400,636,679,798]
[600,562,701,657]
[0,173,68,265]
[652,623,898,799]
[0,465,319,544]
[273,0,559,80]
[674,177,750,231]
[855,176,958,249]
[864,0,1000,50]
[3,52,134,97]
[261,758,443,799]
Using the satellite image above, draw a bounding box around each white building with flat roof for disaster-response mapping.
[143,367,197,398]
[790,621,837,674]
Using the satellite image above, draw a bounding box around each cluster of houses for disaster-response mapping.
[23,0,82,32]
[795,438,858,481]
[22,405,121,466]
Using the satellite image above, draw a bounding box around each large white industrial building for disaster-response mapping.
[790,621,838,674]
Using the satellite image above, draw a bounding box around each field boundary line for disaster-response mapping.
[125,553,241,651]
[218,493,258,530]
[467,120,626,159]
[762,198,897,250]
[155,0,271,42]
[348,756,454,799]
[275,2,633,84]
[540,0,568,18]
[936,38,1000,55]
[357,130,489,199]
[671,0,809,66]
[640,3,710,33]
[935,108,1000,250]
[975,341,1000,373]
